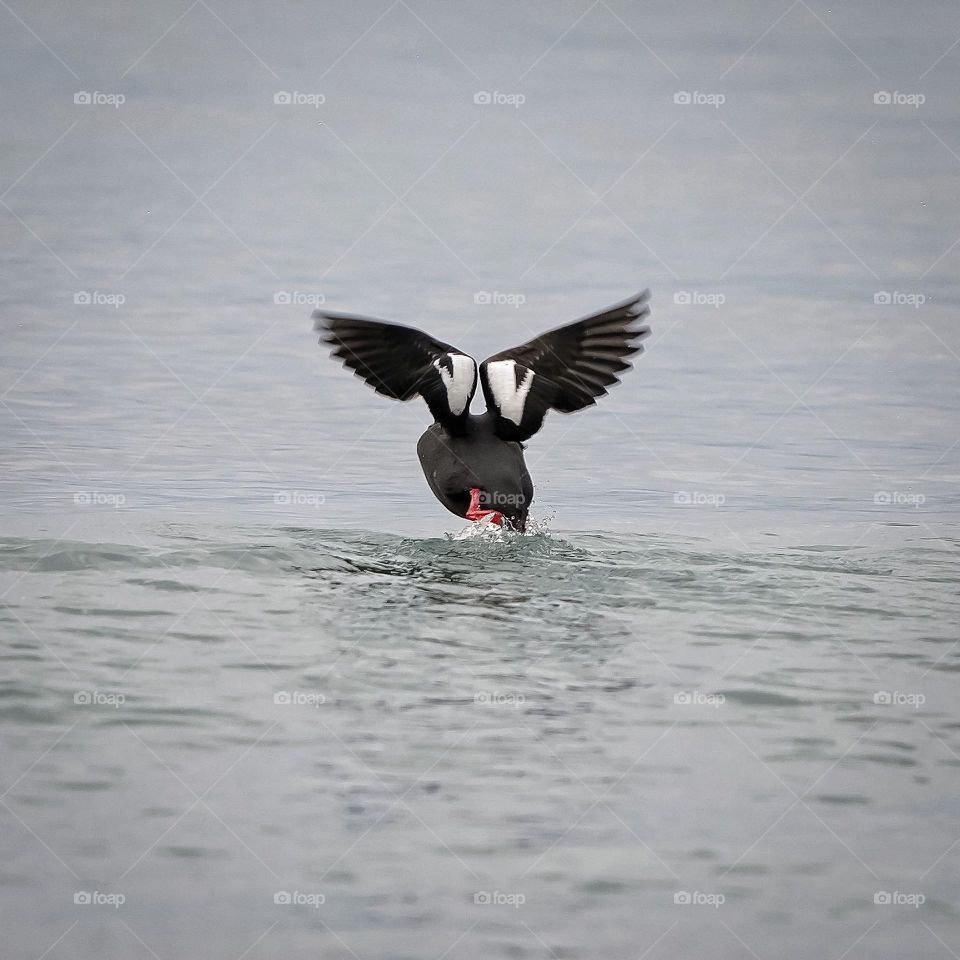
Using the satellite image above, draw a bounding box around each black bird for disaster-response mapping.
[314,290,651,531]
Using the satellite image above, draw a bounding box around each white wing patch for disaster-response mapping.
[486,359,535,426]
[433,353,476,416]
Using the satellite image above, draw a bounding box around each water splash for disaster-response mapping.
[448,514,552,542]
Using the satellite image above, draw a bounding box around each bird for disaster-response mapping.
[314,290,651,531]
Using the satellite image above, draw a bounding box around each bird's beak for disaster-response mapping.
[466,487,503,525]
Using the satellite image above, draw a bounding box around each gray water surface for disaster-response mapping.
[3,1,960,958]
[3,524,959,959]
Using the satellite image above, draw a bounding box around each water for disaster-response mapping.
[3,1,960,957]
[2,523,958,958]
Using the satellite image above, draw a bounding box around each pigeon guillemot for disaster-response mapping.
[314,290,651,531]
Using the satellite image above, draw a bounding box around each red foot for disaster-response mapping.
[466,487,503,525]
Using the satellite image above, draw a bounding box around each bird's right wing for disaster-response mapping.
[479,290,651,442]
[315,310,477,430]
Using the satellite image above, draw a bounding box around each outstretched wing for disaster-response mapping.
[314,310,478,430]
[479,290,651,442]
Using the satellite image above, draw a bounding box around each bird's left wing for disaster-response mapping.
[315,310,477,429]
[479,290,651,442]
